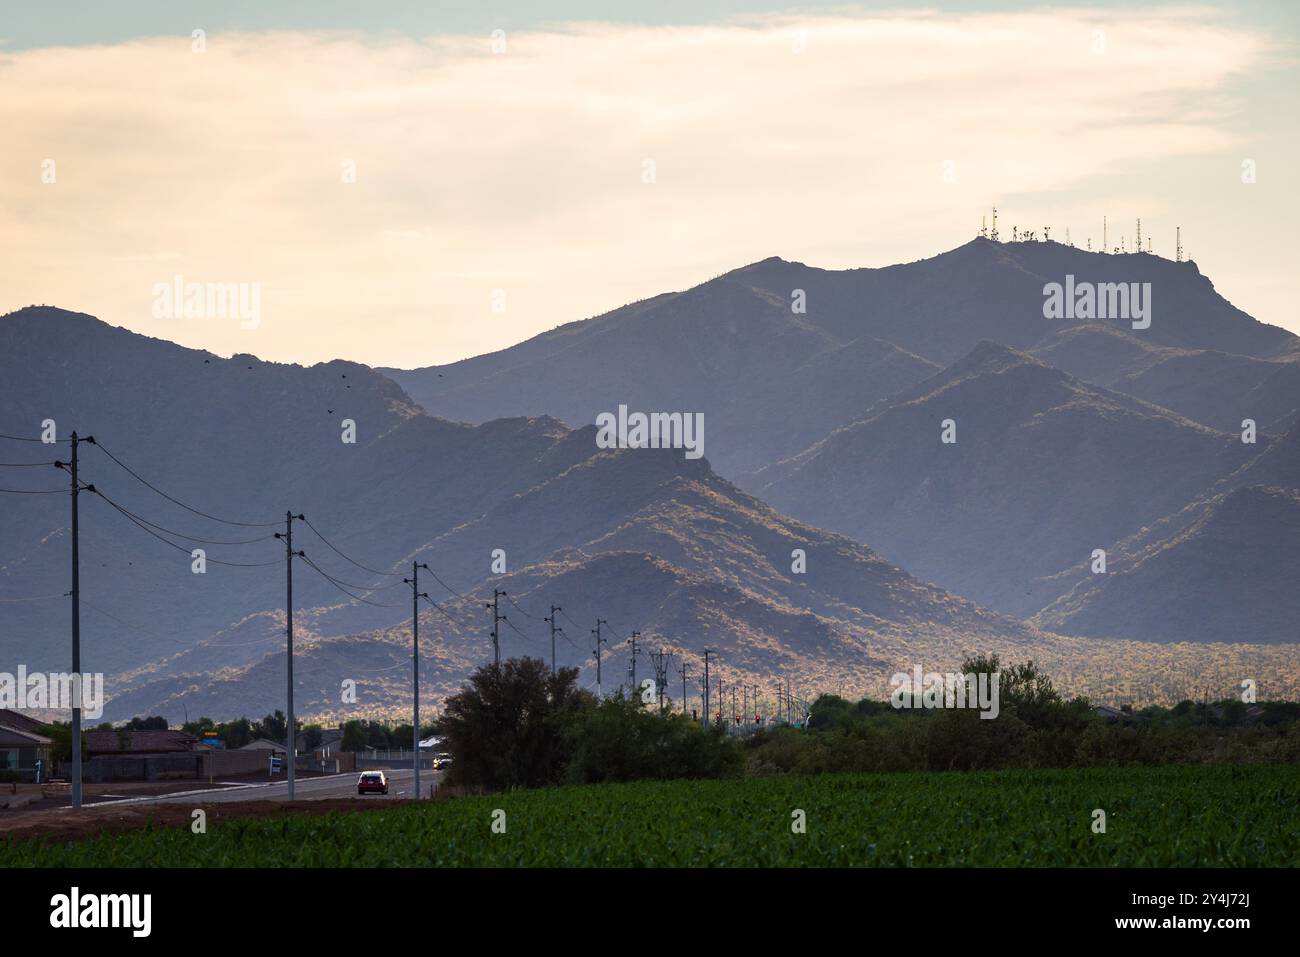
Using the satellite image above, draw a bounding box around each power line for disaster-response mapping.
[0,486,65,494]
[301,516,400,577]
[420,593,474,628]
[503,616,533,642]
[0,432,68,443]
[91,490,282,567]
[294,557,401,594]
[90,489,277,545]
[299,554,403,607]
[0,460,57,467]
[92,440,279,528]
[506,593,544,620]
[426,567,466,600]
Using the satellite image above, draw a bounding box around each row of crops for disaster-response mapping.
[4,764,1296,866]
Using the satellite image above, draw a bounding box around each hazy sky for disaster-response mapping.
[2,1,1297,367]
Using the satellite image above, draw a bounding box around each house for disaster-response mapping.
[0,709,47,736]
[297,727,344,755]
[82,729,199,783]
[238,738,288,754]
[83,729,198,757]
[0,717,53,782]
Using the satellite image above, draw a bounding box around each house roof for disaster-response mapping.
[0,724,53,747]
[0,709,48,735]
[84,729,198,755]
[238,738,288,752]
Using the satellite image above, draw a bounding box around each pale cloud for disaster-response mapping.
[0,8,1287,367]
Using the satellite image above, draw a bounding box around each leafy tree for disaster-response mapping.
[440,658,593,789]
[807,693,851,730]
[564,693,741,783]
[299,724,323,752]
[223,717,252,749]
[251,710,288,743]
[122,715,168,731]
[182,717,215,737]
[38,720,86,763]
[389,723,414,749]
[340,720,368,752]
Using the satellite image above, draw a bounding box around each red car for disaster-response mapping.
[357,771,389,795]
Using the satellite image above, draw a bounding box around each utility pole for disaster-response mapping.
[273,511,304,800]
[56,432,95,809]
[485,588,507,667]
[717,676,723,725]
[627,631,641,695]
[404,562,429,800]
[592,619,608,697]
[648,647,672,711]
[544,605,563,674]
[702,650,715,727]
[679,660,690,716]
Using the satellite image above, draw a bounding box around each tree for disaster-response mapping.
[223,717,252,750]
[564,693,740,783]
[123,715,168,731]
[440,658,594,789]
[299,724,323,752]
[251,710,288,743]
[340,720,368,752]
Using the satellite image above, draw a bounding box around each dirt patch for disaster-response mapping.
[0,797,414,845]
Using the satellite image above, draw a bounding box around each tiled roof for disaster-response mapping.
[83,729,198,754]
[0,709,47,735]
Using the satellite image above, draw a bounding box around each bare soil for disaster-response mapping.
[0,797,412,845]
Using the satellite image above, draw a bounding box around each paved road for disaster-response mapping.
[88,767,441,807]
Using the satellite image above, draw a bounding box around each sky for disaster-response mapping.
[2,1,1297,368]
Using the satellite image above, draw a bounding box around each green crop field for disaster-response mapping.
[4,764,1298,867]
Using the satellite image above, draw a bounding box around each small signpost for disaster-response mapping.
[269,753,283,776]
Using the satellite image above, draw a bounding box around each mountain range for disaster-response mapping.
[3,236,1299,721]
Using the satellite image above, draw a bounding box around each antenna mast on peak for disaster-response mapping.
[1176,227,1183,263]
[990,207,999,242]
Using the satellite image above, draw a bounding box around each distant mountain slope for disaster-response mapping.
[384,239,1298,476]
[1031,419,1300,643]
[100,430,1042,722]
[746,342,1266,619]
[1028,324,1300,434]
[0,307,621,674]
[0,306,1036,723]
[1035,485,1300,644]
